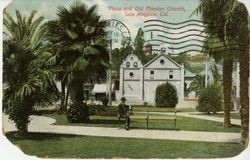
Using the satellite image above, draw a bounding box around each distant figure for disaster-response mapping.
[118,97,130,130]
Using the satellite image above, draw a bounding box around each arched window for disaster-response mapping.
[134,62,138,67]
[126,62,130,67]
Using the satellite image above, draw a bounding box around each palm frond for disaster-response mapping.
[190,74,206,95]
[15,82,36,100]
[83,46,99,55]
[72,56,88,71]
[30,16,45,37]
[30,23,47,49]
[68,42,83,51]
[27,10,37,26]
[65,28,78,40]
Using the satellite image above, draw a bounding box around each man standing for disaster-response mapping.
[118,97,130,130]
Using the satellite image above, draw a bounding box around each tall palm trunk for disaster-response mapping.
[239,29,249,147]
[65,85,70,110]
[223,54,233,127]
[69,77,84,104]
[59,80,66,114]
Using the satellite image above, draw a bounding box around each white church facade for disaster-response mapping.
[117,53,185,105]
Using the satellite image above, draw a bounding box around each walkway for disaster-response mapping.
[178,112,241,126]
[3,114,241,143]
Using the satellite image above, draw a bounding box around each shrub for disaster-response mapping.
[101,96,108,106]
[88,105,118,116]
[103,106,118,116]
[131,104,154,108]
[66,103,89,123]
[197,84,222,114]
[7,100,34,134]
[155,82,178,108]
[88,105,104,115]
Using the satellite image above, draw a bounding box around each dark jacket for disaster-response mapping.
[118,103,129,116]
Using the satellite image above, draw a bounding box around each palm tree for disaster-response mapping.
[190,74,206,96]
[46,2,109,118]
[193,0,238,127]
[193,0,249,146]
[3,10,58,133]
[230,2,249,147]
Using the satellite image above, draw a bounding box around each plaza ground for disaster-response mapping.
[2,108,246,159]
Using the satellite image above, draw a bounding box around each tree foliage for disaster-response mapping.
[134,28,148,64]
[111,45,134,79]
[66,103,89,123]
[194,0,249,145]
[193,0,241,127]
[3,10,58,133]
[197,84,223,114]
[46,2,109,116]
[189,74,206,96]
[170,52,191,70]
[155,82,178,108]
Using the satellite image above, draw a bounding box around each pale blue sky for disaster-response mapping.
[4,0,201,39]
[3,0,250,53]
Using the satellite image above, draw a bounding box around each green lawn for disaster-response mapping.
[211,113,240,119]
[6,132,244,159]
[45,114,241,133]
[192,112,241,119]
[132,106,197,112]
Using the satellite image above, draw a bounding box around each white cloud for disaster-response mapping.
[36,2,56,20]
[83,0,159,41]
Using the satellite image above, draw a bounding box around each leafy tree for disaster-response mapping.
[134,28,157,64]
[190,63,222,96]
[197,84,223,114]
[3,10,58,133]
[155,82,178,108]
[111,28,156,78]
[194,0,249,145]
[66,103,88,122]
[233,3,250,147]
[193,0,236,127]
[211,64,222,85]
[170,52,191,70]
[46,2,109,117]
[134,28,151,64]
[189,74,206,96]
[111,45,134,79]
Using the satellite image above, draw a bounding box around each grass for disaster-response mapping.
[192,112,241,119]
[132,106,197,112]
[6,132,245,159]
[211,113,240,119]
[44,113,241,133]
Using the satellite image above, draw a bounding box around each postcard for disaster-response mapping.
[1,0,250,159]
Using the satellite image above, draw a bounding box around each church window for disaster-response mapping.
[160,59,165,65]
[134,62,138,67]
[169,70,174,79]
[129,72,134,78]
[130,56,134,60]
[126,62,130,67]
[150,70,154,79]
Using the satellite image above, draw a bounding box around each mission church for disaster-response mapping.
[116,53,185,105]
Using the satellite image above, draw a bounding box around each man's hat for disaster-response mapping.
[120,97,127,101]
